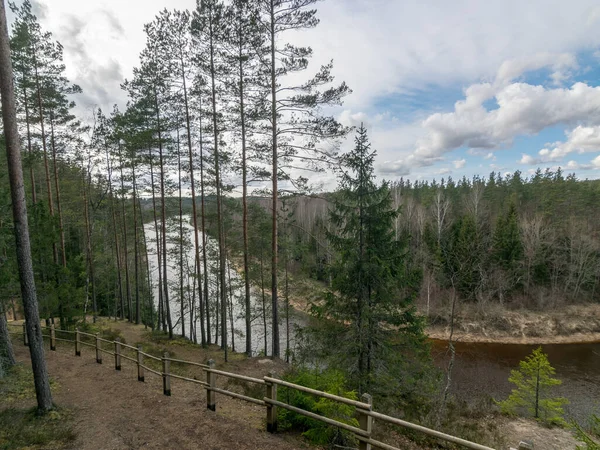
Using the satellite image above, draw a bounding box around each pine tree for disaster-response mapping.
[192,0,229,359]
[498,347,568,425]
[0,0,53,411]
[257,0,351,359]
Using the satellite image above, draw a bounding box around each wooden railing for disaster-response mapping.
[7,321,495,450]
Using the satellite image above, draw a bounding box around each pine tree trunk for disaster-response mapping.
[181,53,205,346]
[32,47,57,267]
[208,9,227,361]
[138,195,154,329]
[149,147,165,332]
[106,142,125,319]
[0,311,16,367]
[189,258,196,343]
[285,243,290,363]
[154,90,173,338]
[199,108,211,345]
[227,258,235,353]
[131,156,141,325]
[260,245,268,357]
[269,0,280,359]
[49,115,67,269]
[22,82,36,205]
[118,142,133,322]
[0,4,53,409]
[82,163,96,323]
[238,29,252,358]
[177,127,185,338]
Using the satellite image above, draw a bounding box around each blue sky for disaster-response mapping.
[25,0,600,184]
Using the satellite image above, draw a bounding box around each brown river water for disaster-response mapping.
[430,339,600,423]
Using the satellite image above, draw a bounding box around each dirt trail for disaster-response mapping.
[11,322,307,450]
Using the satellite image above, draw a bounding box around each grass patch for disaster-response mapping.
[79,322,125,343]
[0,364,59,402]
[145,330,197,349]
[0,365,75,450]
[0,407,76,450]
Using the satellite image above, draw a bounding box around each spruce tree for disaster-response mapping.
[318,125,428,399]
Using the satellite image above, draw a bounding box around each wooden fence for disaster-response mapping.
[7,321,495,450]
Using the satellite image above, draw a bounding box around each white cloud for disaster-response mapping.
[302,0,600,110]
[495,52,577,85]
[541,126,600,159]
[416,78,600,161]
[453,159,466,169]
[519,125,600,166]
[519,154,540,165]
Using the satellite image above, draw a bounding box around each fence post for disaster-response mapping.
[50,324,56,351]
[206,359,216,411]
[75,328,81,356]
[266,372,278,433]
[137,345,145,382]
[23,322,28,346]
[162,352,171,396]
[357,393,373,450]
[114,339,121,371]
[95,333,102,364]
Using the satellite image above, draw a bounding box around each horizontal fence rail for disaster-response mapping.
[7,321,495,450]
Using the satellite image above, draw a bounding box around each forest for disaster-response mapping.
[1,0,600,448]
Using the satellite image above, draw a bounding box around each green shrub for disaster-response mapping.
[277,368,359,448]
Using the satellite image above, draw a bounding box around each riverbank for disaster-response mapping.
[426,303,600,344]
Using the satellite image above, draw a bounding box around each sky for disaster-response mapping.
[14,0,600,183]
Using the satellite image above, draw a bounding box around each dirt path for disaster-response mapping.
[11,326,307,450]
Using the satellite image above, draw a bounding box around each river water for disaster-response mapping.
[144,216,304,357]
[144,217,599,421]
[431,338,600,423]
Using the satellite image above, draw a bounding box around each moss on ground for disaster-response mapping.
[0,365,75,449]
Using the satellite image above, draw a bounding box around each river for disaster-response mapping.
[144,216,304,357]
[431,338,600,423]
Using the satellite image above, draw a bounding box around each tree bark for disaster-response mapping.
[138,195,154,329]
[49,114,67,269]
[269,0,280,359]
[32,43,57,267]
[22,81,36,204]
[199,117,211,345]
[149,147,165,332]
[237,16,252,357]
[131,152,141,325]
[118,142,132,322]
[154,90,173,338]
[181,51,205,346]
[105,141,125,319]
[82,160,96,322]
[177,126,185,338]
[208,6,227,361]
[0,1,53,410]
[0,311,16,367]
